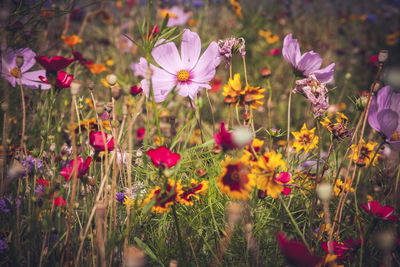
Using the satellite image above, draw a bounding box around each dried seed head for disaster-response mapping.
[317,182,332,201]
[87,80,95,90]
[106,74,117,86]
[378,50,388,63]
[111,85,122,100]
[70,80,82,96]
[16,54,24,68]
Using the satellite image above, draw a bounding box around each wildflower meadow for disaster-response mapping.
[1,0,400,266]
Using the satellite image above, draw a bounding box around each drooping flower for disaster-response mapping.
[277,232,321,267]
[1,48,51,89]
[142,179,183,213]
[349,139,379,167]
[368,86,400,150]
[282,34,335,83]
[39,71,73,89]
[293,74,329,118]
[61,35,82,47]
[137,29,221,102]
[146,146,180,168]
[35,55,74,72]
[214,122,236,151]
[89,131,115,152]
[73,51,92,66]
[178,179,208,206]
[361,201,398,221]
[60,156,92,181]
[218,37,246,68]
[216,156,255,199]
[160,6,191,27]
[292,123,319,154]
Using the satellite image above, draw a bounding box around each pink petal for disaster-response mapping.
[181,29,201,70]
[313,63,335,83]
[282,34,301,67]
[21,70,51,90]
[16,48,36,73]
[191,41,221,83]
[368,97,382,133]
[369,201,380,214]
[378,205,394,218]
[296,51,322,75]
[152,39,183,74]
[277,172,292,183]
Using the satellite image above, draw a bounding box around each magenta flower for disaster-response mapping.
[214,122,236,151]
[1,48,51,89]
[282,34,335,83]
[165,6,191,27]
[60,157,92,181]
[321,238,361,261]
[39,71,73,89]
[361,201,398,221]
[35,55,74,72]
[368,86,400,150]
[137,29,221,102]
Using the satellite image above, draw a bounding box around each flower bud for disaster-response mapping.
[106,74,117,86]
[70,80,82,96]
[111,85,122,100]
[378,50,388,63]
[317,182,332,201]
[16,54,24,68]
[261,67,271,78]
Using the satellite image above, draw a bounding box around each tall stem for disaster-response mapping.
[172,204,186,264]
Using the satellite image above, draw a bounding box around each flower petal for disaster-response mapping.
[282,34,301,68]
[152,39,183,74]
[181,29,201,70]
[21,70,51,89]
[296,51,322,75]
[191,41,221,83]
[16,48,36,73]
[376,86,393,110]
[368,97,382,133]
[313,63,335,83]
[376,109,398,138]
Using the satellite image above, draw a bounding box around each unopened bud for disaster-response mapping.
[378,50,388,63]
[16,54,24,68]
[169,260,178,267]
[261,67,271,78]
[111,85,122,100]
[317,182,332,201]
[70,80,81,96]
[106,74,118,86]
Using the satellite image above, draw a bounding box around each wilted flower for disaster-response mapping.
[218,37,246,68]
[146,146,180,168]
[361,201,397,221]
[89,131,115,152]
[293,74,329,118]
[282,34,335,83]
[368,86,400,150]
[137,29,221,102]
[1,47,51,89]
[320,112,351,140]
[60,157,92,181]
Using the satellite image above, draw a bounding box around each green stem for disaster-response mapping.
[172,204,186,264]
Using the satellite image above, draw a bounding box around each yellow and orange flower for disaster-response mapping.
[142,179,183,213]
[292,123,319,154]
[61,35,82,47]
[223,73,242,105]
[248,150,286,198]
[258,30,279,44]
[229,0,243,19]
[333,178,354,196]
[68,118,111,134]
[178,179,208,206]
[349,139,379,167]
[86,63,107,74]
[217,156,255,199]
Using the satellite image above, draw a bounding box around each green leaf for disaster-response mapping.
[134,237,165,266]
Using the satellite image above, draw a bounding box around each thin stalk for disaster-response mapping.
[172,205,186,264]
[286,77,295,161]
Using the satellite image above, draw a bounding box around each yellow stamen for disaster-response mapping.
[391,131,400,141]
[10,67,21,78]
[177,70,189,82]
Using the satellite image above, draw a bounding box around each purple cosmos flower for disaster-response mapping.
[0,238,8,254]
[1,47,51,89]
[137,29,221,102]
[282,34,335,83]
[293,74,330,117]
[368,85,400,150]
[165,6,191,27]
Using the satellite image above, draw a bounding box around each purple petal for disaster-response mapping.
[181,29,201,70]
[377,109,398,138]
[16,48,36,72]
[313,63,335,83]
[376,86,393,110]
[152,39,183,74]
[282,34,301,68]
[191,41,221,83]
[296,51,322,75]
[368,97,382,133]
[167,7,191,27]
[22,70,51,89]
[387,140,400,151]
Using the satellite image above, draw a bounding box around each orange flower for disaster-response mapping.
[86,63,107,74]
[178,179,208,206]
[61,35,82,47]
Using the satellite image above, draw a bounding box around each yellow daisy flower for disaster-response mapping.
[292,123,319,154]
[142,179,183,213]
[178,179,208,206]
[349,139,379,167]
[222,73,242,105]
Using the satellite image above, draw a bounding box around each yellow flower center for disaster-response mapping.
[177,70,190,82]
[391,131,400,141]
[10,67,21,78]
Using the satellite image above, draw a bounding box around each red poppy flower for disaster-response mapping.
[321,238,361,260]
[50,193,66,206]
[36,178,51,187]
[89,131,115,152]
[147,146,180,168]
[39,71,73,89]
[277,232,321,267]
[361,201,398,221]
[130,85,143,96]
[60,157,92,181]
[136,127,145,141]
[214,122,236,151]
[35,56,74,72]
[268,48,280,56]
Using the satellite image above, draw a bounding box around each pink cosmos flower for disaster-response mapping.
[60,157,92,181]
[282,34,335,83]
[361,201,398,221]
[165,6,191,27]
[1,48,51,90]
[137,29,221,102]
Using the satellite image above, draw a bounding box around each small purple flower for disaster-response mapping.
[116,192,127,204]
[282,34,335,83]
[35,185,45,196]
[1,47,51,90]
[293,74,330,118]
[0,238,8,254]
[218,37,246,68]
[22,155,42,174]
[368,85,400,150]
[0,197,11,213]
